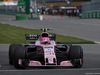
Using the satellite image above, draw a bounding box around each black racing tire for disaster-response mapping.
[9,44,21,65]
[69,46,83,68]
[13,45,26,69]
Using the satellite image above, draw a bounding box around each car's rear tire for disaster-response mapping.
[69,46,83,68]
[13,45,26,69]
[9,44,20,65]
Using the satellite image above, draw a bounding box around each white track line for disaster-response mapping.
[0,68,100,72]
[94,41,100,44]
[85,73,100,75]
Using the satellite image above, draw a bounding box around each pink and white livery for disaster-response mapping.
[9,28,83,69]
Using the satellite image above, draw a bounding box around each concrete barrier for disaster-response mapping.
[97,12,100,19]
[82,11,100,19]
[16,14,28,20]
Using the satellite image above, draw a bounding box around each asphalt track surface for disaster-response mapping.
[0,44,100,75]
[0,15,100,75]
[0,14,100,43]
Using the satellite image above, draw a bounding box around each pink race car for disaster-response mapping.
[9,28,83,69]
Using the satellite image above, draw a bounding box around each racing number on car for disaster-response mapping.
[50,52,54,55]
[46,52,54,55]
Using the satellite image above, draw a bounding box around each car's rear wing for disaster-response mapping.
[25,34,40,40]
[25,34,56,43]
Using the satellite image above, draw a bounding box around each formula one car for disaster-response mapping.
[9,28,83,69]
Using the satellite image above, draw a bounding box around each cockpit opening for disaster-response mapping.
[42,33,49,37]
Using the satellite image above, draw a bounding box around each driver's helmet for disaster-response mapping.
[41,38,50,44]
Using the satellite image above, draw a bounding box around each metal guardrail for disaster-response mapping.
[0,5,18,15]
[82,0,100,13]
[0,5,26,15]
[81,0,100,19]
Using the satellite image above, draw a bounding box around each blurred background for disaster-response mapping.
[0,0,100,19]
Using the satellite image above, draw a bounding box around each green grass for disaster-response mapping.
[0,23,95,44]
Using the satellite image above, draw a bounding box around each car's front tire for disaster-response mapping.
[13,45,26,69]
[69,46,83,68]
[9,44,20,65]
